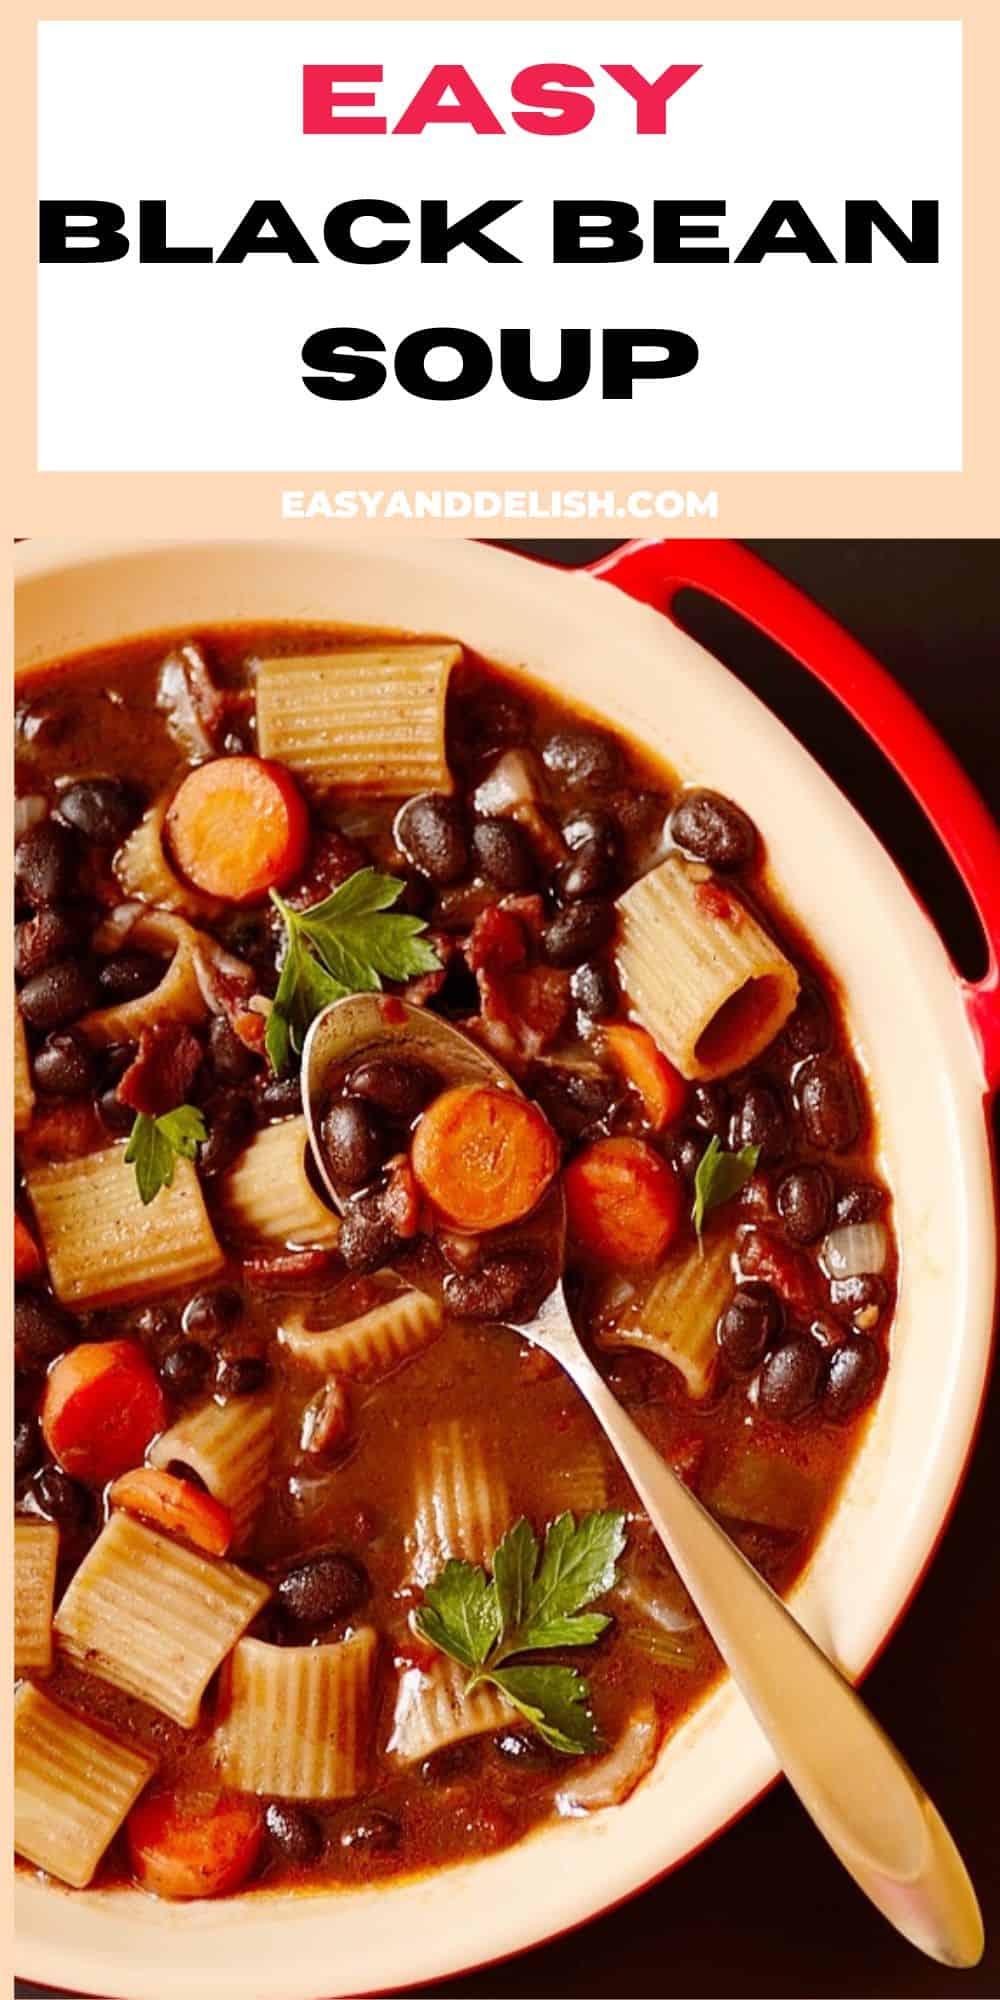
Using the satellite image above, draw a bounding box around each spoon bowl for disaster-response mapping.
[301,994,983,1971]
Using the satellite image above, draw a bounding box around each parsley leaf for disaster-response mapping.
[124,1104,207,1206]
[413,1510,626,1756]
[267,869,441,1075]
[692,1135,760,1241]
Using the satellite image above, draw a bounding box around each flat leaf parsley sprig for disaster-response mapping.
[414,1510,626,1755]
[266,867,441,1076]
[125,1104,208,1207]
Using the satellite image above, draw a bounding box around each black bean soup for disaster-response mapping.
[13,626,895,1899]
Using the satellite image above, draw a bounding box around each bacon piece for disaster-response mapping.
[381,1157,423,1239]
[116,1022,203,1117]
[464,899,568,1066]
[241,1245,340,1288]
[19,1100,106,1163]
[300,1377,352,1459]
[740,1229,819,1315]
[466,904,529,977]
[14,1214,43,1282]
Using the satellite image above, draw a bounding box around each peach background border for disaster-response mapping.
[3,0,998,541]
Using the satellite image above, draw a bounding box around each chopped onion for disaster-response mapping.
[821,1222,888,1280]
[555,1704,658,1815]
[616,1564,701,1636]
[14,795,47,839]
[473,749,539,818]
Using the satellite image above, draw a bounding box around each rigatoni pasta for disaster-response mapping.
[616,855,799,1081]
[387,1654,512,1765]
[217,1116,340,1247]
[254,644,460,797]
[26,1143,224,1307]
[14,1000,34,1132]
[54,1513,269,1727]
[14,1520,59,1674]
[149,1394,274,1543]
[218,1628,378,1798]
[114,799,224,921]
[78,910,209,1046]
[597,1230,736,1399]
[280,1286,442,1379]
[14,1682,157,1888]
[408,1419,511,1585]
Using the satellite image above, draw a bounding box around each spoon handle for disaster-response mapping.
[562,1344,983,1969]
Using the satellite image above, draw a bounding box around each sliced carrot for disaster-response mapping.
[411,1082,559,1231]
[165,755,309,904]
[127,1789,264,1900]
[109,1467,234,1557]
[564,1136,682,1269]
[602,1024,687,1132]
[14,1213,43,1282]
[41,1339,167,1486]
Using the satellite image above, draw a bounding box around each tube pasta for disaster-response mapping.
[78,910,209,1047]
[254,644,460,797]
[14,1001,34,1133]
[616,856,799,1081]
[54,1513,269,1727]
[280,1286,442,1379]
[597,1232,736,1399]
[14,1682,157,1889]
[25,1142,224,1308]
[14,1520,59,1675]
[149,1394,274,1544]
[114,800,224,921]
[217,1629,378,1798]
[387,1654,512,1765]
[408,1419,511,1585]
[536,1438,608,1523]
[217,1116,340,1247]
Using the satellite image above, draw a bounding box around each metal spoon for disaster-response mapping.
[302,995,983,1969]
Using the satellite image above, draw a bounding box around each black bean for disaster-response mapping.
[541,727,622,793]
[776,1165,832,1245]
[450,686,529,769]
[829,1274,888,1317]
[569,959,618,1021]
[392,870,435,919]
[265,1802,324,1865]
[494,1729,554,1768]
[57,779,142,845]
[345,1056,435,1122]
[98,1085,136,1136]
[541,899,615,967]
[159,1341,210,1397]
[256,1073,302,1121]
[199,1093,255,1177]
[555,838,616,901]
[834,1180,885,1227]
[15,821,77,908]
[717,1283,784,1374]
[100,1043,136,1085]
[729,1080,788,1163]
[394,793,469,884]
[421,1738,483,1785]
[664,1130,704,1184]
[215,1354,269,1398]
[338,1189,401,1272]
[795,1056,861,1152]
[19,960,96,1033]
[444,1245,550,1322]
[277,1551,369,1626]
[471,817,537,891]
[33,1463,92,1527]
[32,1029,95,1099]
[183,1287,243,1340]
[670,790,756,870]
[321,1098,389,1191]
[340,1811,401,1855]
[14,1415,41,1482]
[528,1066,618,1144]
[690,1083,727,1136]
[782,982,832,1059]
[823,1337,882,1422]
[757,1337,825,1421]
[562,808,623,860]
[15,1294,79,1371]
[208,1014,256,1084]
[96,952,163,1003]
[15,910,79,983]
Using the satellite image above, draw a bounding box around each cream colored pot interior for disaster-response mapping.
[14,540,995,2000]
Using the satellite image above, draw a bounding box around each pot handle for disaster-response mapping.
[588,538,1000,1098]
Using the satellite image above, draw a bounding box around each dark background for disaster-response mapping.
[17,541,1000,2000]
